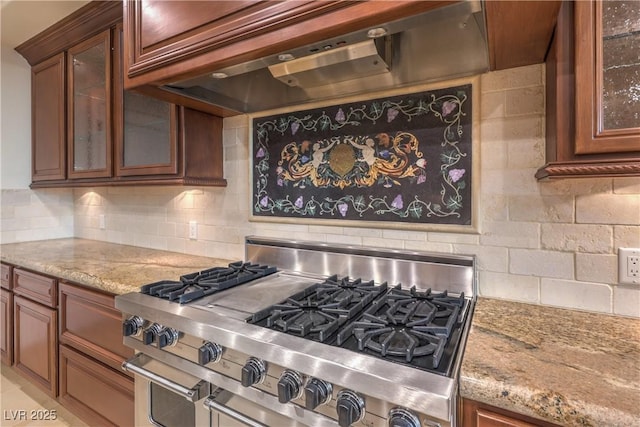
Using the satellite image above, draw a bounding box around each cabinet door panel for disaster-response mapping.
[13,295,57,397]
[67,30,112,179]
[1,289,13,365]
[59,345,134,427]
[32,53,66,182]
[114,23,178,177]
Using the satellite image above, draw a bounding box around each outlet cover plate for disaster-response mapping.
[189,221,197,240]
[619,248,640,285]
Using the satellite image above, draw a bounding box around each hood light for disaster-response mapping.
[278,53,296,62]
[211,72,229,79]
[367,27,388,38]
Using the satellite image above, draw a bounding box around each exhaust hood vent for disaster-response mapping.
[162,1,488,114]
[268,38,392,88]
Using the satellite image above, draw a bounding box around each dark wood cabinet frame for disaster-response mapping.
[537,0,640,179]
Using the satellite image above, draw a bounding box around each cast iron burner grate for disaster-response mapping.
[249,278,468,374]
[336,286,465,368]
[141,261,277,304]
[249,275,388,342]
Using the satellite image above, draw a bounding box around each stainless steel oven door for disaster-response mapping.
[204,388,307,427]
[123,353,306,427]
[123,353,211,427]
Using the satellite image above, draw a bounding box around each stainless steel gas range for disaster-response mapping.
[115,237,476,427]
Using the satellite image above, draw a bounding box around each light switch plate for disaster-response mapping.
[99,214,106,230]
[619,248,640,285]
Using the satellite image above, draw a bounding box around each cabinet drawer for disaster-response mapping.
[1,263,12,289]
[13,268,56,307]
[59,345,134,427]
[59,282,134,373]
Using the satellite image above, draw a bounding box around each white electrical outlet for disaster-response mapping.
[619,248,640,285]
[99,214,106,230]
[189,221,198,240]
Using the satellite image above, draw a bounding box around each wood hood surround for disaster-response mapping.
[121,0,563,117]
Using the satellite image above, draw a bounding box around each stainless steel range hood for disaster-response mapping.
[162,1,488,114]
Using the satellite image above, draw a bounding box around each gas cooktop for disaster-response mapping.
[116,237,476,427]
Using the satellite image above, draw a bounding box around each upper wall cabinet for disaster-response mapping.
[538,0,640,179]
[15,1,226,188]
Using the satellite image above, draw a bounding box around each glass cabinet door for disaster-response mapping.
[575,0,640,154]
[67,30,112,178]
[113,24,177,177]
[600,1,640,131]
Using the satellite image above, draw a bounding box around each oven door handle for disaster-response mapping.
[122,354,207,402]
[203,393,268,427]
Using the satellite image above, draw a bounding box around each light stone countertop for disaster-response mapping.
[0,238,234,295]
[3,240,638,425]
[460,297,640,427]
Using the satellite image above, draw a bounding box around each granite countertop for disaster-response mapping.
[460,297,640,427]
[0,238,234,295]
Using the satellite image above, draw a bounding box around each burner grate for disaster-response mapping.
[141,261,277,303]
[250,275,388,342]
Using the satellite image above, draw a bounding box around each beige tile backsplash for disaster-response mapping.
[2,64,639,317]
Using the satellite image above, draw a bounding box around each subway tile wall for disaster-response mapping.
[0,188,74,243]
[70,64,639,317]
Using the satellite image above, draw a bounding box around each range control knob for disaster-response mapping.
[304,377,332,410]
[241,357,266,387]
[122,316,144,337]
[142,323,163,345]
[198,342,223,365]
[388,408,421,427]
[156,327,179,348]
[336,390,365,427]
[277,370,303,403]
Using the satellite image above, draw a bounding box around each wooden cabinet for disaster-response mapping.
[461,398,559,427]
[1,263,13,366]
[15,1,226,188]
[12,269,58,396]
[484,1,561,71]
[13,295,58,397]
[58,282,134,426]
[32,54,66,182]
[1,288,13,366]
[537,0,640,179]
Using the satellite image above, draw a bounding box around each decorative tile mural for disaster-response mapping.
[251,82,475,229]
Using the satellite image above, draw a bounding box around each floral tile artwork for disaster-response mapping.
[252,84,473,226]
